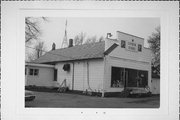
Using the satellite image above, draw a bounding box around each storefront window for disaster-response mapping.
[111,67,148,88]
[111,67,124,87]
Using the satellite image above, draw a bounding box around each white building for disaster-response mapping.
[25,31,152,96]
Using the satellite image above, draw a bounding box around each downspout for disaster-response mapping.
[102,56,107,97]
[87,61,93,91]
[72,62,74,90]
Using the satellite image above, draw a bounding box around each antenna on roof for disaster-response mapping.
[61,19,68,48]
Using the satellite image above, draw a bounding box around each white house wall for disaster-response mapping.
[26,66,54,87]
[88,59,104,92]
[55,62,73,90]
[55,59,104,92]
[74,62,84,91]
[104,31,152,92]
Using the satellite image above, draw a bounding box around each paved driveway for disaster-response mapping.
[25,91,160,108]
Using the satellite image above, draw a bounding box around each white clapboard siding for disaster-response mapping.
[88,59,104,92]
[55,59,104,92]
[55,63,73,90]
[74,62,84,91]
[73,59,104,91]
[26,67,54,87]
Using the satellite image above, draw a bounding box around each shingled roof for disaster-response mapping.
[33,41,105,64]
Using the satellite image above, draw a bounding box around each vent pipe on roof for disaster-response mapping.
[106,33,112,39]
[52,43,56,50]
[68,39,73,47]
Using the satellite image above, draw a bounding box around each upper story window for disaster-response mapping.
[121,40,126,48]
[138,44,142,52]
[29,68,39,76]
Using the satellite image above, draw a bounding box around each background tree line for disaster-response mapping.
[148,26,160,77]
[25,17,105,62]
[25,17,47,62]
[74,32,104,46]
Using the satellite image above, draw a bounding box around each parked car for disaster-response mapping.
[25,90,35,101]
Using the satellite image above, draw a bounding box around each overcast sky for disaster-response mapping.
[38,17,160,51]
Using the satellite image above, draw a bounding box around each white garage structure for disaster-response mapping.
[26,31,152,96]
[25,63,58,87]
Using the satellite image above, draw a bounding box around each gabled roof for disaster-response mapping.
[33,41,105,64]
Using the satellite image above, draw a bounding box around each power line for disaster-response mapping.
[26,45,75,60]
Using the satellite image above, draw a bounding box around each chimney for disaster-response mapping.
[68,39,73,47]
[52,43,56,50]
[106,33,112,39]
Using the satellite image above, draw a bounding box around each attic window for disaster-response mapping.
[63,64,70,71]
[121,40,126,48]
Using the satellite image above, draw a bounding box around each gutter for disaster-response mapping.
[87,61,93,92]
[72,62,75,90]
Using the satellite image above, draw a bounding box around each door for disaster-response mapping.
[54,69,57,81]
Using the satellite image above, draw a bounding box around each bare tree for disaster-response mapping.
[74,32,86,46]
[26,41,46,62]
[85,36,97,44]
[34,41,46,58]
[98,36,104,42]
[25,17,48,44]
[25,17,48,62]
[148,26,160,76]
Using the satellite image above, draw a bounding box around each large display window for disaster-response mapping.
[111,67,148,88]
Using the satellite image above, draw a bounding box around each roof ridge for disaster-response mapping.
[52,41,105,51]
[33,41,105,64]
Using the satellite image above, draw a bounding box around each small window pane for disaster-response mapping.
[34,69,39,76]
[121,40,126,48]
[29,69,34,75]
[138,44,142,52]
